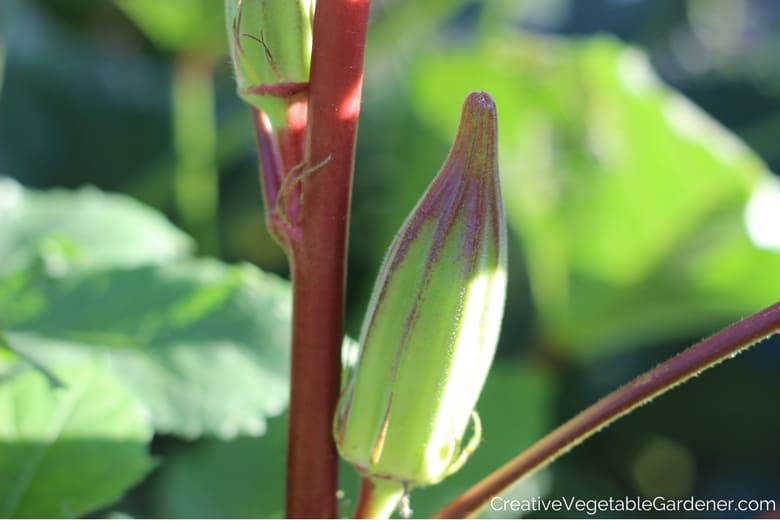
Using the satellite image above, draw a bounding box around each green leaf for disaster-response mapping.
[0,178,192,275]
[0,259,291,439]
[412,35,780,358]
[0,359,154,518]
[152,414,288,519]
[0,331,63,388]
[0,332,23,383]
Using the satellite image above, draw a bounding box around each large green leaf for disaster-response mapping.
[0,259,291,439]
[151,414,288,519]
[0,178,192,275]
[0,359,154,518]
[413,35,780,358]
[0,332,63,388]
[0,333,22,383]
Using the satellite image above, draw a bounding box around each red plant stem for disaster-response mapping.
[435,300,780,519]
[285,1,371,518]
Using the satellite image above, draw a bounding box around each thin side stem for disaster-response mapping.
[171,54,218,254]
[250,98,308,253]
[435,301,780,518]
[285,1,371,518]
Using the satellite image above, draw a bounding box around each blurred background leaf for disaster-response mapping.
[0,258,291,440]
[0,331,63,388]
[0,177,192,274]
[0,358,154,518]
[148,413,288,519]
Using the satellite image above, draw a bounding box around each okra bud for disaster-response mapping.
[225,0,313,124]
[335,92,507,505]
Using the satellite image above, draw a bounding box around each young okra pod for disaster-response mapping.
[225,0,313,125]
[335,92,507,515]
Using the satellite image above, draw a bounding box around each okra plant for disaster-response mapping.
[1,1,779,519]
[225,0,780,518]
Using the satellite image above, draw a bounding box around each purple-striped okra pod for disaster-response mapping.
[334,92,507,515]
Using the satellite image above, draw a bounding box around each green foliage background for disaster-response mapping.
[0,0,779,518]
